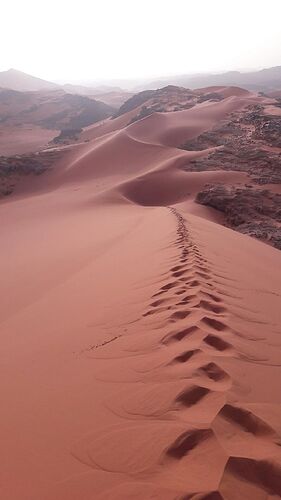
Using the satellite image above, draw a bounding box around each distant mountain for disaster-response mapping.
[0,68,59,92]
[61,84,133,108]
[2,66,280,96]
[86,84,124,94]
[61,84,121,96]
[61,83,124,94]
[62,83,97,95]
[89,91,134,109]
[139,66,281,92]
[0,88,115,130]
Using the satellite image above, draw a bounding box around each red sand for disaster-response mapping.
[0,125,59,155]
[1,89,281,499]
[196,86,251,98]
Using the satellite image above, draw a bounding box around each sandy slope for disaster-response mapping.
[0,125,59,155]
[1,88,281,500]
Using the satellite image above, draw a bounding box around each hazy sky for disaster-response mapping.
[1,0,281,82]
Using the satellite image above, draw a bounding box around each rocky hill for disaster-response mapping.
[114,85,224,121]
[0,88,114,130]
[0,68,59,92]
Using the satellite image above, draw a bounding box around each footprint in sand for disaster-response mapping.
[175,385,211,408]
[203,334,232,352]
[201,316,227,332]
[169,349,202,364]
[162,326,200,344]
[164,428,213,460]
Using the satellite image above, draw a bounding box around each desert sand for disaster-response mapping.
[1,88,281,500]
[0,125,59,155]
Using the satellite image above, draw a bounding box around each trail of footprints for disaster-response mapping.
[151,207,281,497]
[145,207,235,360]
[79,207,281,498]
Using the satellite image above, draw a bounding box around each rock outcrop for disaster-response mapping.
[181,104,281,184]
[196,184,281,249]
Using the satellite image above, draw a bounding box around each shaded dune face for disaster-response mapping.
[118,158,246,208]
[1,86,281,500]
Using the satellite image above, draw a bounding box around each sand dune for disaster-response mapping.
[1,89,281,499]
[125,95,257,147]
[196,86,251,98]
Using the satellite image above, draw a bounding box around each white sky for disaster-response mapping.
[1,0,281,82]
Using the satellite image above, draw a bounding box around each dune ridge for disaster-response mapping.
[1,86,281,499]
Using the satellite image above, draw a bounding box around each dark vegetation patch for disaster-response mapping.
[180,105,281,184]
[0,88,114,130]
[0,150,62,197]
[114,85,207,121]
[39,94,114,129]
[53,128,82,144]
[196,184,281,249]
[115,90,157,118]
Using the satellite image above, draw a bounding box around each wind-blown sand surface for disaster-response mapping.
[1,89,281,499]
[0,125,59,155]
